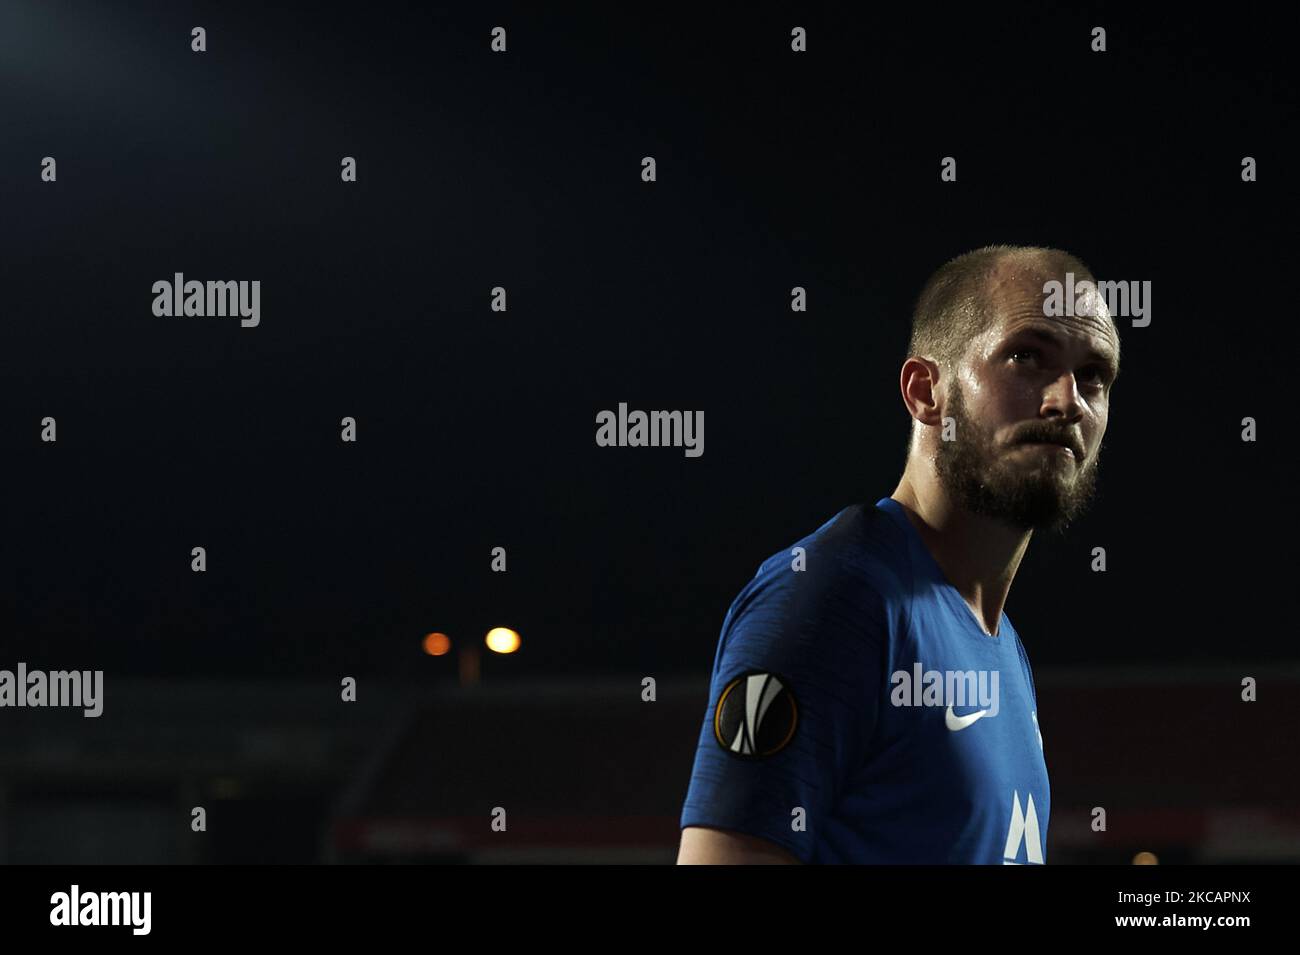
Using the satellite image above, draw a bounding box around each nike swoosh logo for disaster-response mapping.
[945,705,990,731]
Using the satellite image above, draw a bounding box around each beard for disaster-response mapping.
[934,383,1100,532]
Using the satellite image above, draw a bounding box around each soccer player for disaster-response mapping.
[678,245,1120,864]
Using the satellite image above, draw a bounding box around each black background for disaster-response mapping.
[2,2,1291,684]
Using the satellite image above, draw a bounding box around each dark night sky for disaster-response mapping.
[1,3,1291,680]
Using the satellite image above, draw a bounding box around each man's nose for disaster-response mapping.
[1041,372,1085,422]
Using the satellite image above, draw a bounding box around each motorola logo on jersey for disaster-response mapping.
[1002,790,1045,864]
[713,671,799,757]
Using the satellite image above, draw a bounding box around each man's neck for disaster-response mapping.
[890,475,1032,636]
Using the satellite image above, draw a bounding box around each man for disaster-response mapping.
[677,245,1120,864]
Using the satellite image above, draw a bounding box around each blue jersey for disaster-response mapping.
[680,497,1050,864]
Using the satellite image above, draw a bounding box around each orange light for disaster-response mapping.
[485,627,521,654]
[422,632,452,656]
[1132,851,1159,865]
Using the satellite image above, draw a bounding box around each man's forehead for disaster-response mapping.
[994,314,1121,366]
[985,263,1120,356]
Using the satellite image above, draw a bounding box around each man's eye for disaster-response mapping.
[1079,367,1112,390]
[1010,349,1038,363]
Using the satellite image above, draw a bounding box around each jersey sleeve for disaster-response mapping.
[679,546,888,863]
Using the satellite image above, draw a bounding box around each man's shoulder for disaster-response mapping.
[753,501,909,590]
[728,502,911,630]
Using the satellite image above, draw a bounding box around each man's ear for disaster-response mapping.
[900,356,944,429]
